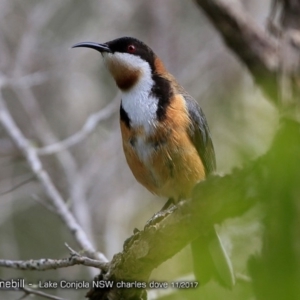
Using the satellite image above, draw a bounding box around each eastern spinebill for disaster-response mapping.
[72,37,234,288]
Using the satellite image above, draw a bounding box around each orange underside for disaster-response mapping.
[120,93,205,200]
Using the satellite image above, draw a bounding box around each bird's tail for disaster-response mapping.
[191,227,235,288]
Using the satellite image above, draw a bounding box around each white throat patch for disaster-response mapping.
[104,52,160,163]
[121,81,158,133]
[103,52,158,132]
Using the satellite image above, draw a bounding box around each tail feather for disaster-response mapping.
[191,228,235,288]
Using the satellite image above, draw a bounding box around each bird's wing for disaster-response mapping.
[183,93,216,175]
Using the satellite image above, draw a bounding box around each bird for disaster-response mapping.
[72,37,235,288]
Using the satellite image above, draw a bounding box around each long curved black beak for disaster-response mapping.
[72,42,111,53]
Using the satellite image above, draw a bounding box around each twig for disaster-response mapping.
[0,253,108,271]
[0,175,35,196]
[0,71,49,89]
[31,194,57,213]
[0,92,107,262]
[64,243,108,267]
[65,243,80,255]
[36,97,119,155]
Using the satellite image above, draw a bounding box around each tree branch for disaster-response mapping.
[84,118,300,300]
[0,253,108,272]
[87,157,264,299]
[36,96,119,156]
[0,92,107,262]
[194,0,280,103]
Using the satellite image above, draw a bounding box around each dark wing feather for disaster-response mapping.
[183,94,234,287]
[183,93,216,175]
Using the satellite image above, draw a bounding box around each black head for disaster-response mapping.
[73,37,156,70]
[106,37,155,68]
[72,37,167,91]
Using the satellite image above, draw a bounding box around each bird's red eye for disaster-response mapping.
[127,45,136,53]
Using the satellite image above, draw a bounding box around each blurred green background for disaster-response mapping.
[0,0,279,299]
